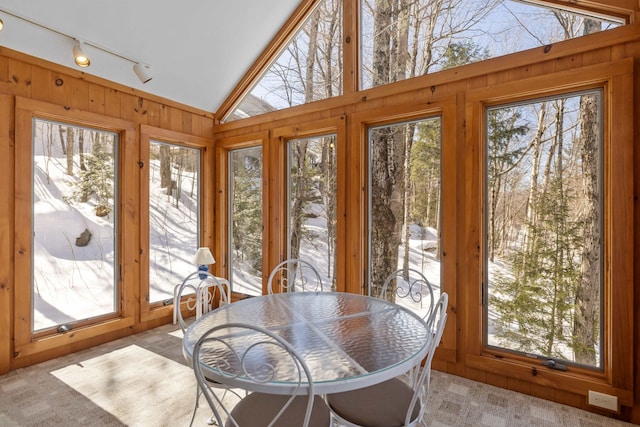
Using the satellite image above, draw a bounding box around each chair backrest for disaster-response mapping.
[174,271,230,332]
[192,322,317,427]
[267,259,324,294]
[379,268,435,321]
[404,292,448,426]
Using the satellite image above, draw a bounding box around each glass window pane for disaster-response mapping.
[485,91,603,368]
[148,141,200,304]
[360,0,622,90]
[229,147,263,296]
[32,119,118,332]
[288,135,337,290]
[368,117,442,318]
[227,0,343,121]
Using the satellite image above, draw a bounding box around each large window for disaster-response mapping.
[287,135,337,290]
[147,141,200,304]
[360,0,621,90]
[32,118,118,332]
[368,117,442,318]
[485,90,603,368]
[227,0,343,121]
[229,147,263,296]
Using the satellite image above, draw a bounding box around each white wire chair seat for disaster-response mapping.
[267,258,325,294]
[173,270,234,426]
[192,322,331,427]
[326,293,449,427]
[379,268,436,323]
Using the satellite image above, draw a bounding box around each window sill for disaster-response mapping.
[465,353,633,407]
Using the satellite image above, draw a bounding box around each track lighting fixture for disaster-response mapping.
[1,8,154,83]
[72,41,90,68]
[133,63,152,84]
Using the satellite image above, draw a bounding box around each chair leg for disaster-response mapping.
[189,385,200,427]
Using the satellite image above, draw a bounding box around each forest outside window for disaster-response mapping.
[359,0,622,91]
[229,146,263,296]
[484,90,603,369]
[368,116,442,318]
[287,135,337,290]
[147,141,201,305]
[227,0,342,121]
[32,118,118,333]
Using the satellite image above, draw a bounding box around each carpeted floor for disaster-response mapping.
[0,322,632,426]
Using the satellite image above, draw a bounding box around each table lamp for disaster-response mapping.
[193,247,216,279]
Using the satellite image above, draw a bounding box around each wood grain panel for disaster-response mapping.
[0,94,14,375]
[8,59,32,98]
[87,83,106,114]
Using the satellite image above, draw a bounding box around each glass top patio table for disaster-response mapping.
[182,292,431,395]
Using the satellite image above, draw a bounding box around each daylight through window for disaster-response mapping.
[147,141,200,304]
[368,117,442,318]
[32,118,118,332]
[485,90,603,368]
[229,146,264,296]
[287,135,337,290]
[359,0,621,90]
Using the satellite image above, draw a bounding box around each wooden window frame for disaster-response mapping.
[214,132,269,297]
[464,59,634,404]
[139,125,214,323]
[13,97,137,361]
[348,99,457,362]
[269,117,347,292]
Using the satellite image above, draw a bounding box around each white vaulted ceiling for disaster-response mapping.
[0,0,302,112]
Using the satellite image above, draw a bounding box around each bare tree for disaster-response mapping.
[572,22,601,364]
[65,126,75,176]
[159,145,171,193]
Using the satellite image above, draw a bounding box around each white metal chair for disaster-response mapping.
[267,259,324,294]
[326,293,449,427]
[174,271,233,426]
[173,271,230,328]
[192,322,331,427]
[379,268,436,323]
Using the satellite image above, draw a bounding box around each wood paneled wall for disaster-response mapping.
[0,47,214,372]
[214,25,640,423]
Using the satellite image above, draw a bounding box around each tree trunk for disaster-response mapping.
[65,127,75,176]
[573,92,600,365]
[394,0,410,82]
[289,12,320,260]
[160,145,171,191]
[78,129,86,172]
[370,127,400,297]
[402,126,413,272]
[289,141,308,260]
[58,126,66,155]
[372,0,392,86]
[521,105,546,273]
[572,19,601,366]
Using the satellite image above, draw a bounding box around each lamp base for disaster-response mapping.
[198,265,209,280]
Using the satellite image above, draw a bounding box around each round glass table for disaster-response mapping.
[182,292,431,395]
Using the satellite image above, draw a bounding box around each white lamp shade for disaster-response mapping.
[193,247,215,265]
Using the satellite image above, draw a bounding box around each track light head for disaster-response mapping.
[0,18,4,31]
[133,63,152,84]
[73,41,90,67]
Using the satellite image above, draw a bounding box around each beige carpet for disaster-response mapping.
[0,322,633,426]
[50,345,196,426]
